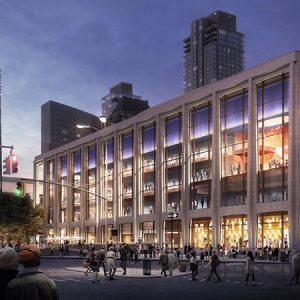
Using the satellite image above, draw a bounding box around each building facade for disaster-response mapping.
[34,51,300,251]
[183,10,244,93]
[41,100,102,154]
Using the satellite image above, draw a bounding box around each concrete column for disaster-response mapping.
[66,150,72,239]
[54,154,59,237]
[247,78,257,249]
[182,104,190,246]
[113,131,119,233]
[133,123,139,242]
[156,115,163,245]
[95,138,101,243]
[288,61,298,251]
[211,92,220,247]
[80,144,86,239]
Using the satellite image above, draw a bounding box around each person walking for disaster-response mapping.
[0,247,19,299]
[159,251,169,277]
[5,245,59,300]
[190,251,198,281]
[91,260,100,283]
[84,247,96,276]
[289,250,300,285]
[96,247,107,276]
[167,251,177,276]
[120,244,128,275]
[206,250,221,282]
[245,250,256,286]
[105,247,117,280]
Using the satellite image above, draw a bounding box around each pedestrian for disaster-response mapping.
[190,251,198,281]
[167,251,177,276]
[96,247,107,276]
[105,247,117,280]
[120,243,128,275]
[5,245,59,300]
[143,244,148,258]
[199,248,205,267]
[85,247,96,276]
[59,243,64,257]
[91,260,100,283]
[0,247,19,299]
[206,250,221,282]
[289,250,300,285]
[159,251,169,277]
[245,250,256,286]
[133,246,140,264]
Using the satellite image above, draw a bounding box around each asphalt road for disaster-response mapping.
[40,258,299,300]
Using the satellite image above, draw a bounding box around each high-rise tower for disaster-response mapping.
[183,10,244,92]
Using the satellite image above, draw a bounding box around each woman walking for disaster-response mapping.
[190,251,198,281]
[245,250,256,286]
[105,247,117,280]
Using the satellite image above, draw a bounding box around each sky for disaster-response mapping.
[0,0,300,179]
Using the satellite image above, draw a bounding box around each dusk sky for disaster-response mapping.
[0,0,300,179]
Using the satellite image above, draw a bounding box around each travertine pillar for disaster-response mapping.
[133,123,139,242]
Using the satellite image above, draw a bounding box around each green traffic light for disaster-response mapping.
[15,189,22,196]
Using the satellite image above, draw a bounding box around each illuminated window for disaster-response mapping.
[46,159,55,225]
[141,123,156,214]
[72,150,81,221]
[104,139,114,218]
[58,155,67,223]
[221,89,248,206]
[164,114,182,212]
[190,218,212,248]
[87,145,96,220]
[190,103,212,210]
[139,222,156,243]
[257,74,288,203]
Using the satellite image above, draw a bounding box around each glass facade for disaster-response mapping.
[120,132,133,216]
[141,123,156,214]
[164,114,182,212]
[87,145,96,220]
[104,138,114,218]
[221,215,248,248]
[46,160,55,224]
[221,90,248,206]
[120,223,133,243]
[190,218,212,248]
[139,222,156,243]
[257,212,288,248]
[72,150,81,222]
[190,104,212,210]
[58,155,67,223]
[257,75,289,203]
[164,219,182,248]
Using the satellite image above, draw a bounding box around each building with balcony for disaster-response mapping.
[34,51,300,252]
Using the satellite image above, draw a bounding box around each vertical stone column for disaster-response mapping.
[96,137,103,243]
[247,78,257,249]
[80,144,86,240]
[211,92,220,247]
[182,104,190,246]
[133,123,139,242]
[288,61,298,251]
[53,155,59,238]
[156,115,163,245]
[113,131,119,234]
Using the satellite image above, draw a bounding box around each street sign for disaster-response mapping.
[167,212,178,219]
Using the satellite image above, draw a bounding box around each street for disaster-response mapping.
[39,258,299,300]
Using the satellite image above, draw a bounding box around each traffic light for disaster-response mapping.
[11,155,18,174]
[3,155,11,175]
[15,181,23,196]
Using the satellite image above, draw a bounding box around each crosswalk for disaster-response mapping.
[186,277,265,286]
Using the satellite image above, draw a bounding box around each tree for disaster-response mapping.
[0,192,44,244]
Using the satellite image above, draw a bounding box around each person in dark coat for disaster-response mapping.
[159,251,169,277]
[120,244,128,275]
[206,250,221,282]
[0,247,19,298]
[5,245,59,300]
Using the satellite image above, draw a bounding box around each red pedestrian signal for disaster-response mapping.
[3,155,11,175]
[11,155,18,174]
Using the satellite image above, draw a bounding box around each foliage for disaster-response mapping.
[0,192,44,244]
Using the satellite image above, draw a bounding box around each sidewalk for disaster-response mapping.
[65,266,191,279]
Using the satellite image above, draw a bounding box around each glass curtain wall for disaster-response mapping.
[257,74,289,203]
[190,104,212,210]
[257,212,288,248]
[221,90,248,206]
[46,160,55,225]
[190,218,212,248]
[35,162,44,206]
[141,123,156,214]
[72,150,81,221]
[58,156,67,223]
[120,132,134,216]
[87,145,96,220]
[139,222,156,243]
[104,139,114,218]
[164,114,182,212]
[120,223,133,243]
[221,215,248,248]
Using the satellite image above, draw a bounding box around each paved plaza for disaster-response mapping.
[39,257,299,300]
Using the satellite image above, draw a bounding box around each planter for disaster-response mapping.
[178,261,188,272]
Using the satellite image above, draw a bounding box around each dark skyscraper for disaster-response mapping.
[183,10,244,92]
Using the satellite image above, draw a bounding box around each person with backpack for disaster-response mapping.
[206,250,221,282]
[96,247,107,276]
[190,251,198,281]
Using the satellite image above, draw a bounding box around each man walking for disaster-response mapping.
[159,251,169,277]
[120,244,128,275]
[206,250,221,282]
[289,250,300,285]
